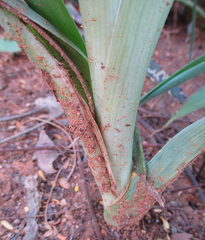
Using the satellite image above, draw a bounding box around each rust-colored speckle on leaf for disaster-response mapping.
[115,128,121,133]
[34,55,46,64]
[101,62,105,69]
[40,69,59,101]
[40,65,119,196]
[200,146,205,152]
[107,180,156,225]
[103,123,111,131]
[103,78,107,83]
[110,75,119,80]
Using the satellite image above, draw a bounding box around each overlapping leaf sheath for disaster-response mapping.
[79,0,175,192]
[104,116,205,225]
[0,5,118,204]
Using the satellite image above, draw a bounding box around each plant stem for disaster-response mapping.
[189,0,197,63]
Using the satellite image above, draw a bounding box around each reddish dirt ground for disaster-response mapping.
[0,6,205,240]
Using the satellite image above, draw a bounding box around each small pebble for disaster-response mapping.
[170,200,176,207]
[59,177,71,189]
[12,219,21,225]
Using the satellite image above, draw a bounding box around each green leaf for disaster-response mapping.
[1,0,85,56]
[1,0,93,107]
[0,7,116,205]
[177,0,205,20]
[105,116,205,225]
[0,39,20,52]
[132,123,146,175]
[79,0,174,192]
[25,0,86,55]
[147,116,205,189]
[164,85,205,127]
[140,54,205,106]
[25,24,92,108]
[189,0,197,62]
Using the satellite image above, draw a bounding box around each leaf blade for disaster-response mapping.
[0,0,93,109]
[147,116,205,189]
[164,85,205,127]
[140,54,205,106]
[0,7,116,204]
[79,0,174,191]
[25,0,86,54]
[2,0,85,56]
[104,116,205,224]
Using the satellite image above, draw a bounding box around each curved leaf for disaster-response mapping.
[1,0,85,56]
[24,0,86,55]
[164,85,205,127]
[147,116,205,188]
[0,7,116,204]
[140,54,205,106]
[104,116,205,225]
[0,0,93,107]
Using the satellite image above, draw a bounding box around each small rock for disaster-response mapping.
[73,202,78,208]
[58,177,71,189]
[170,201,177,207]
[12,219,21,226]
[171,225,177,235]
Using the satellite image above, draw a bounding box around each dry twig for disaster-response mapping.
[166,183,205,193]
[76,140,103,240]
[0,107,47,122]
[0,112,64,145]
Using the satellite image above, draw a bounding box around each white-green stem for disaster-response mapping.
[79,0,174,192]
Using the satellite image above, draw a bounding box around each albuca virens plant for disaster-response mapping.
[0,0,205,226]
